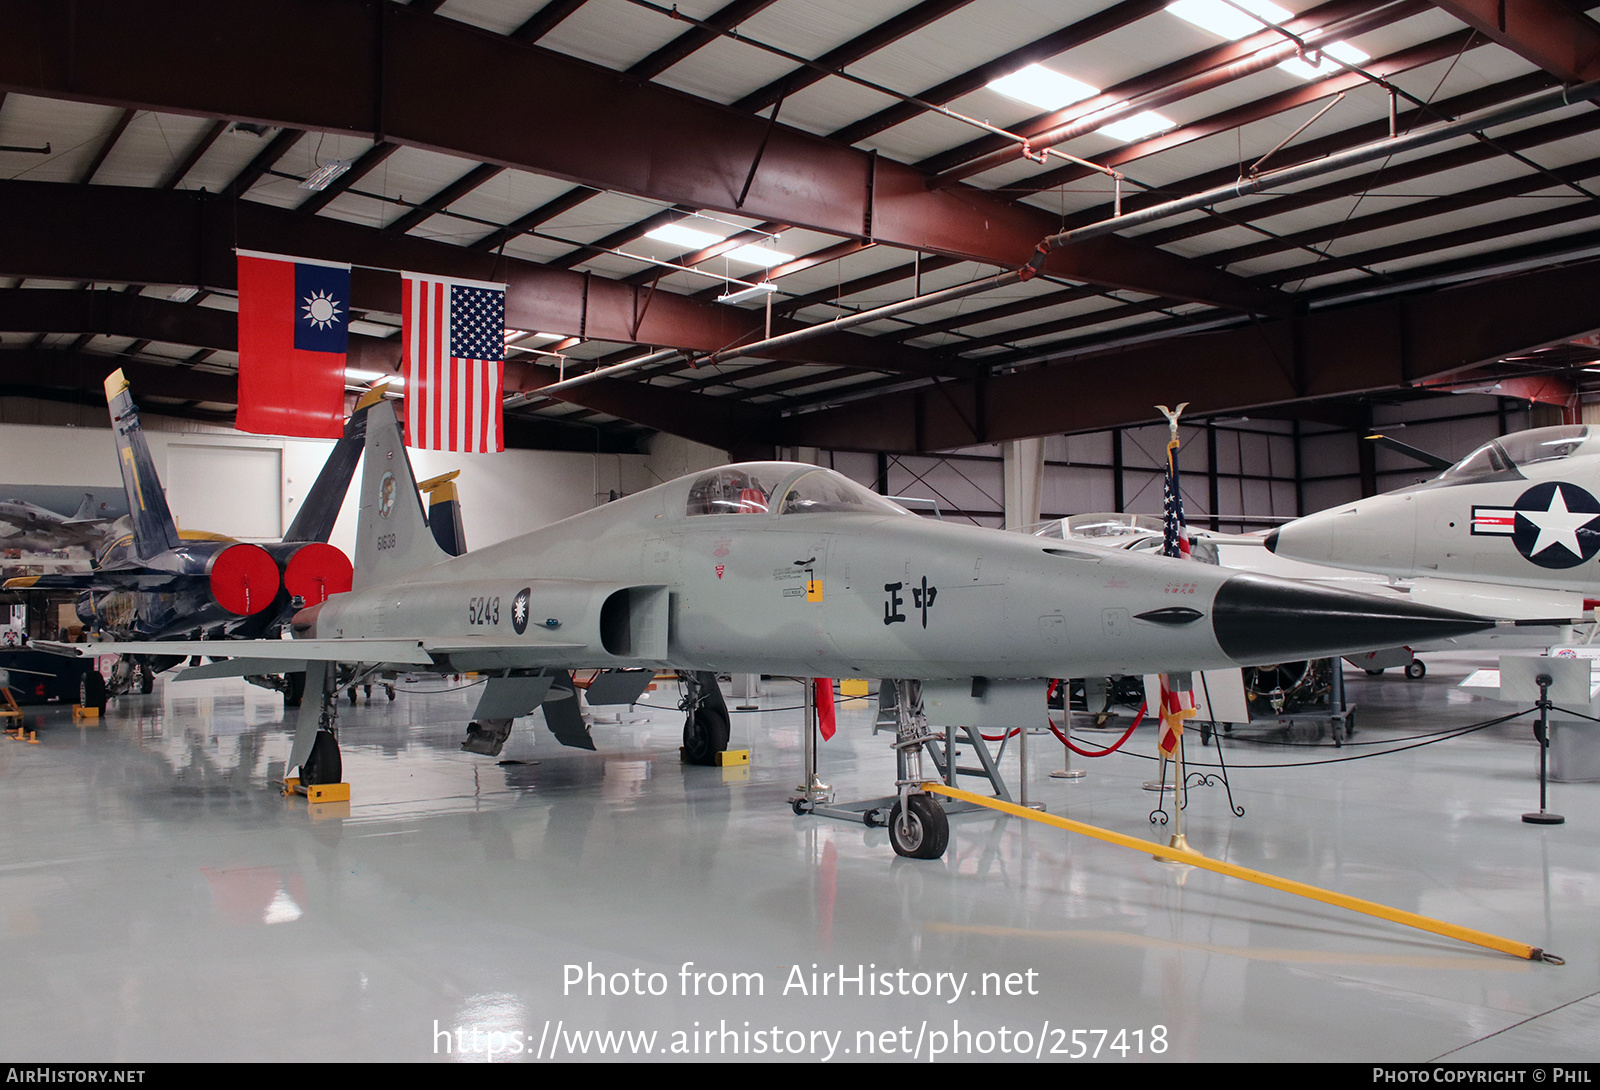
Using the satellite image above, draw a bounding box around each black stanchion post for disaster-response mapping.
[1523,672,1565,826]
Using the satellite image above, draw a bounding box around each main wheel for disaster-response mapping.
[285,672,306,708]
[1405,659,1427,680]
[79,668,107,713]
[300,730,342,786]
[682,704,730,766]
[888,794,949,859]
[139,666,154,694]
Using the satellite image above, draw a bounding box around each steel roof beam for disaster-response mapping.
[0,349,240,403]
[1050,71,1556,236]
[1251,197,1600,287]
[777,257,1600,450]
[0,0,1283,315]
[1009,29,1482,196]
[1429,0,1600,82]
[384,162,505,236]
[512,0,591,44]
[825,0,1168,146]
[1205,152,1600,268]
[731,0,976,114]
[78,108,136,184]
[509,360,774,453]
[1138,92,1598,249]
[628,0,779,81]
[0,179,964,380]
[924,0,1407,181]
[295,140,400,215]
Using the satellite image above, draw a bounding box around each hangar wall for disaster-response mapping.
[0,393,1542,556]
[810,394,1535,534]
[0,415,656,556]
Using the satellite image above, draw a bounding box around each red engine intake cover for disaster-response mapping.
[208,543,281,616]
[283,542,354,604]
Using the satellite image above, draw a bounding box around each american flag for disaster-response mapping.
[1162,439,1191,559]
[402,273,506,453]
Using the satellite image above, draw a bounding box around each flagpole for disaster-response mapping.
[1156,403,1198,857]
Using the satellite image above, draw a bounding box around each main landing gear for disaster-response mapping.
[297,666,343,788]
[679,670,731,766]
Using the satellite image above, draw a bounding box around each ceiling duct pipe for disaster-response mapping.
[520,80,1600,402]
[1042,79,1600,248]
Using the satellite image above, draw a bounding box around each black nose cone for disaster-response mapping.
[1212,573,1494,665]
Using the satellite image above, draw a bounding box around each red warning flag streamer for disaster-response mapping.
[815,678,836,740]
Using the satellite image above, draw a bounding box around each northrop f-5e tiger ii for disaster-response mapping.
[45,400,1496,858]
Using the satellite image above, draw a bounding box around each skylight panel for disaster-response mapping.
[1278,40,1370,79]
[645,223,727,249]
[726,245,795,267]
[1166,0,1292,40]
[987,64,1099,111]
[1098,111,1174,142]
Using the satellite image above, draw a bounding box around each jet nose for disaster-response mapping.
[1211,573,1494,665]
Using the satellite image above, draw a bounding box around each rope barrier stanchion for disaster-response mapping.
[1047,680,1084,780]
[922,782,1562,964]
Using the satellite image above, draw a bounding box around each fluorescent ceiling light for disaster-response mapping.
[645,223,727,249]
[168,286,198,303]
[345,369,405,388]
[717,282,777,304]
[1278,40,1370,79]
[726,244,794,267]
[298,159,352,192]
[1098,111,1173,141]
[987,64,1098,111]
[348,319,399,338]
[1166,0,1291,40]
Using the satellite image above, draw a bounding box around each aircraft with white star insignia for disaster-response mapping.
[1267,425,1600,594]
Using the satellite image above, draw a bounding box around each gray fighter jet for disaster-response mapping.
[43,400,1495,858]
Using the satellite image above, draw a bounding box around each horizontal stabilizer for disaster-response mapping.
[34,637,435,666]
[584,668,655,706]
[175,658,314,681]
[472,674,557,721]
[540,670,595,750]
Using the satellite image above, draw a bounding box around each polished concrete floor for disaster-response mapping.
[1,657,1597,1063]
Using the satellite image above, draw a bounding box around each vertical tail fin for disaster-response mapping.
[352,399,452,589]
[282,386,382,544]
[66,493,98,525]
[103,369,180,560]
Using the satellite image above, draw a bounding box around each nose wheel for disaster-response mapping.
[888,794,949,859]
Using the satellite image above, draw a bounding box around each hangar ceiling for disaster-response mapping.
[2,0,1600,454]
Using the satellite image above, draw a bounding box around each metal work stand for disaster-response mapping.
[791,682,1012,827]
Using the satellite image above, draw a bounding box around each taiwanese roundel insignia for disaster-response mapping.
[378,471,396,519]
[511,587,531,635]
[1475,482,1600,569]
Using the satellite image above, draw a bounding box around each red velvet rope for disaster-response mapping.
[971,680,1146,756]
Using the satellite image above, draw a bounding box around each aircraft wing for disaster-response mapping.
[5,571,193,593]
[34,638,438,666]
[33,635,593,670]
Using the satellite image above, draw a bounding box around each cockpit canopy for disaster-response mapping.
[684,464,911,518]
[1436,425,1594,484]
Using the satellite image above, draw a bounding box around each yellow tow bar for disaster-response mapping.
[922,783,1559,964]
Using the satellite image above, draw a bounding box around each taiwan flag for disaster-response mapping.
[235,250,350,439]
